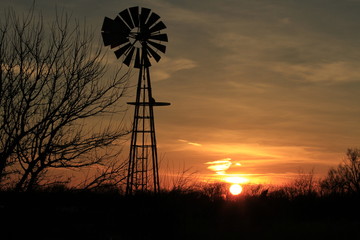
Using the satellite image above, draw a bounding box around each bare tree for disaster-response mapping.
[321,148,360,195]
[284,169,318,198]
[0,7,130,191]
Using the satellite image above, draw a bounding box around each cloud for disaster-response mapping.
[205,158,232,174]
[279,17,292,25]
[150,0,220,26]
[178,139,202,147]
[204,158,249,183]
[271,61,360,83]
[152,57,197,81]
[211,31,360,84]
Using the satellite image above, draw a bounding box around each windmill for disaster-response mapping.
[101,6,169,194]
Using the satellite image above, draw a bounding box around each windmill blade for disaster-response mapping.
[102,16,130,48]
[110,35,129,48]
[146,12,160,28]
[114,42,132,59]
[101,17,114,32]
[140,8,151,27]
[101,32,129,48]
[134,48,141,68]
[123,47,135,66]
[101,32,112,46]
[129,7,139,27]
[149,33,168,42]
[119,9,134,29]
[102,29,129,47]
[149,21,166,33]
[113,16,131,35]
[148,40,166,53]
[147,46,161,62]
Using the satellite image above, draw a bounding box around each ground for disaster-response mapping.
[1,190,360,240]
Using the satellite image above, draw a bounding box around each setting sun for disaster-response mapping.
[229,184,243,195]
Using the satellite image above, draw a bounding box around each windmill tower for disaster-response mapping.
[101,6,169,194]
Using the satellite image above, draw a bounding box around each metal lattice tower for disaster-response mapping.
[101,6,169,194]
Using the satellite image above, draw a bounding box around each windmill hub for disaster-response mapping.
[135,31,150,42]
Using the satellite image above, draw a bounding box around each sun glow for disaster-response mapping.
[229,184,243,195]
[224,176,249,184]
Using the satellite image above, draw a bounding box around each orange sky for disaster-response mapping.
[8,0,360,186]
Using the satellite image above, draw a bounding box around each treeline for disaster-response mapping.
[195,148,360,200]
[1,179,360,240]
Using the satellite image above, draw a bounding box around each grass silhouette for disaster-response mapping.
[1,183,360,240]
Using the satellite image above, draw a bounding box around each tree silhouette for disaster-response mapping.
[0,7,129,191]
[321,148,360,195]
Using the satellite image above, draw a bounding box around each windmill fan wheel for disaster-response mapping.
[101,6,168,68]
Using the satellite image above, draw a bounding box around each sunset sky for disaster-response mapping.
[5,0,360,185]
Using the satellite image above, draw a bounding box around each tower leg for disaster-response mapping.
[146,67,160,193]
[126,65,160,195]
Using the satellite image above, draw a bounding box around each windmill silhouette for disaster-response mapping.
[101,6,169,194]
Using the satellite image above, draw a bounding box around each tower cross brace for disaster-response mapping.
[126,45,169,195]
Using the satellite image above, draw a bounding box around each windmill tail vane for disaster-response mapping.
[101,6,170,194]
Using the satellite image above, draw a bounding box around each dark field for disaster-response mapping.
[1,189,360,240]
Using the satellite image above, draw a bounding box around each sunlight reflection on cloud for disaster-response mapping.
[204,158,251,183]
[178,139,202,147]
[205,158,232,174]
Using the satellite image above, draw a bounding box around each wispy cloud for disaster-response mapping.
[150,0,219,26]
[204,158,250,183]
[152,57,197,82]
[271,61,360,83]
[205,158,232,174]
[178,139,202,147]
